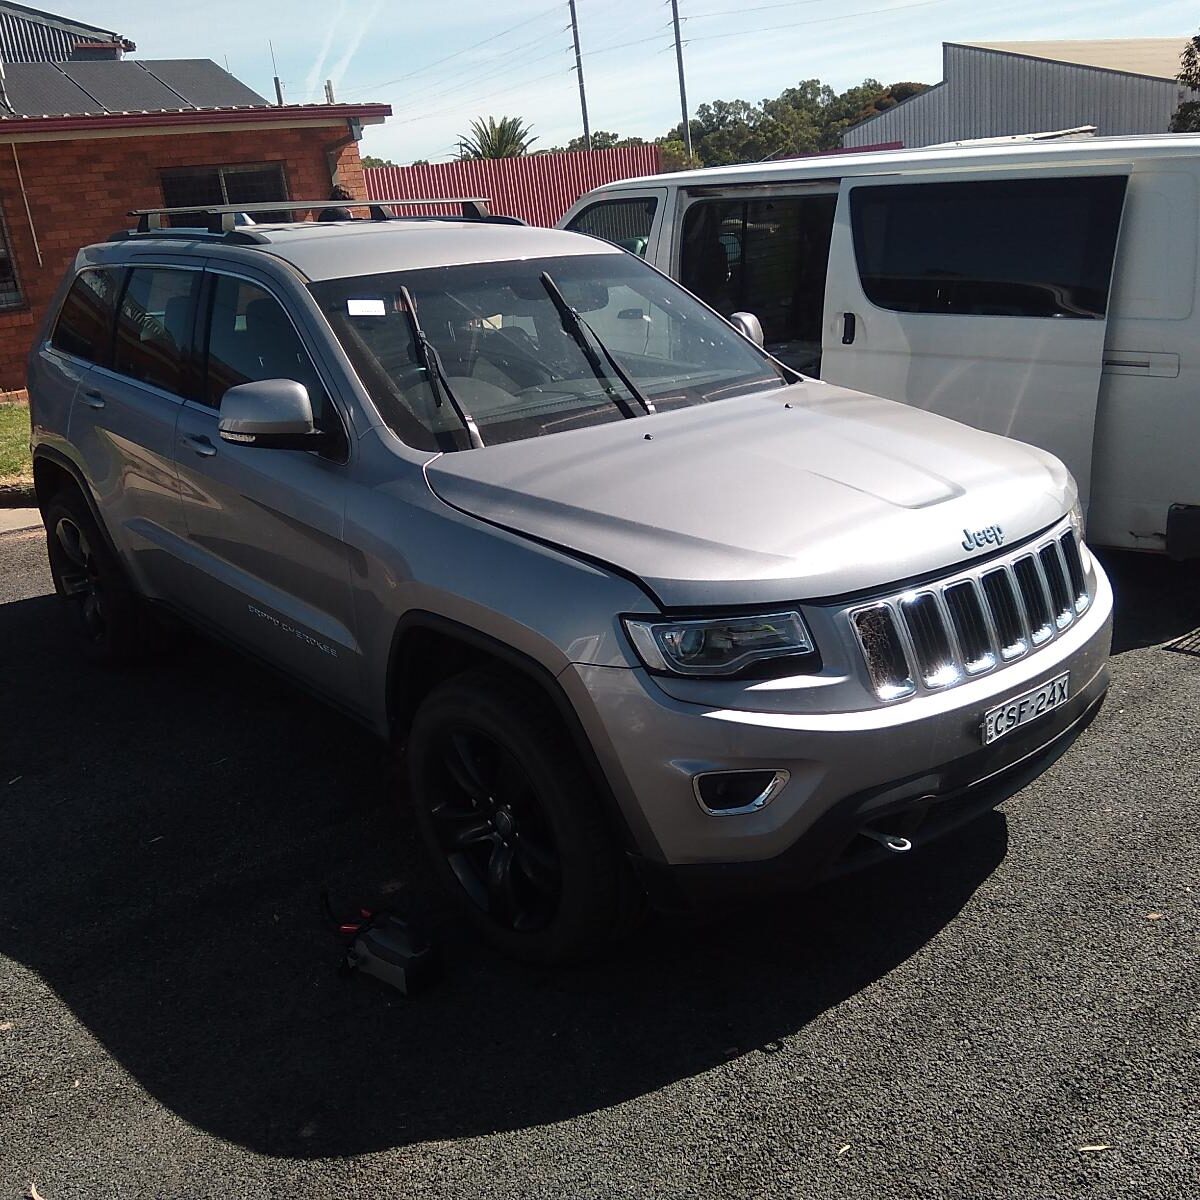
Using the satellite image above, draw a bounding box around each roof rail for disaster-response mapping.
[127,196,504,235]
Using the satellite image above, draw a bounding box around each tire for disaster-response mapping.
[43,489,145,665]
[405,669,638,963]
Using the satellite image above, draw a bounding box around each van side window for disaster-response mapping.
[850,177,1127,319]
[566,198,657,257]
[112,267,201,396]
[203,275,331,424]
[51,268,122,366]
[680,195,836,372]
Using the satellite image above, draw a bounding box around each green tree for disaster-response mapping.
[360,154,397,168]
[1171,31,1200,131]
[654,137,702,172]
[457,115,537,159]
[548,131,647,153]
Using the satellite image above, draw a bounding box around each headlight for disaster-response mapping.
[623,611,815,677]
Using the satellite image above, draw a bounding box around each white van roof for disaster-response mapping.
[585,134,1200,193]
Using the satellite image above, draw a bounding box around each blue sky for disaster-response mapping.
[70,0,1199,161]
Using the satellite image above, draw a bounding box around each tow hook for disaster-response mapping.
[860,827,913,853]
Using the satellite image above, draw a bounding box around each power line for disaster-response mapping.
[338,2,564,97]
[685,0,828,19]
[392,63,574,127]
[684,0,953,43]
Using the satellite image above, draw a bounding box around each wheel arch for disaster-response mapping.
[386,611,641,853]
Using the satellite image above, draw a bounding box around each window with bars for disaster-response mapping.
[0,202,24,310]
[159,162,291,224]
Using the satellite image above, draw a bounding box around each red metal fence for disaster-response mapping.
[362,144,662,227]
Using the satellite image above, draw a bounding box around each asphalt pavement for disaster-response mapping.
[1,521,1197,1199]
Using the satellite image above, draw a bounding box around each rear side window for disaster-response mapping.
[51,268,121,365]
[567,197,657,257]
[112,267,201,396]
[850,176,1128,319]
[202,275,331,424]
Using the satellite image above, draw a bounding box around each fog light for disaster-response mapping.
[694,769,789,816]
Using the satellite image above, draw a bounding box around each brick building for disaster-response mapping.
[0,5,389,389]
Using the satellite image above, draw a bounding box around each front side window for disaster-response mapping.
[309,251,787,451]
[160,162,290,223]
[112,267,201,396]
[202,275,331,425]
[850,176,1128,319]
[0,203,22,309]
[51,268,122,365]
[567,198,658,257]
[680,195,836,367]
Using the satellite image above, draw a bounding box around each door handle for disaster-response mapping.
[82,389,106,409]
[841,313,857,345]
[181,434,217,458]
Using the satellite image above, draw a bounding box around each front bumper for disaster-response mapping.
[558,564,1113,880]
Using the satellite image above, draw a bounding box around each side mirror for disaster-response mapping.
[218,379,320,449]
[728,311,765,347]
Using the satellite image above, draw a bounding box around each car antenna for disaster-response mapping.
[397,285,485,450]
[539,271,655,417]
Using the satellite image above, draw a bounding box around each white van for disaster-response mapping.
[559,135,1200,559]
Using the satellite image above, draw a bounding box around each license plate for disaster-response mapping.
[982,672,1070,745]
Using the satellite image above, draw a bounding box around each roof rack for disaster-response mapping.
[126,197,519,235]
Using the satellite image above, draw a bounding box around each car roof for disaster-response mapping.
[102,219,622,280]
[581,133,1200,194]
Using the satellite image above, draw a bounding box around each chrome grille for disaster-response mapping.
[851,523,1092,701]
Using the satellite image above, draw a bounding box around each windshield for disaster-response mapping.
[309,252,788,450]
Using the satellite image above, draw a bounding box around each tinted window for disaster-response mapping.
[112,267,200,395]
[567,198,657,257]
[203,275,330,423]
[680,195,836,374]
[850,177,1127,318]
[51,268,122,365]
[0,203,22,309]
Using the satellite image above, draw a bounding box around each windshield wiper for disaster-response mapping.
[539,272,655,417]
[398,285,485,449]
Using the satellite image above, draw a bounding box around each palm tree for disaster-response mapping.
[457,116,537,159]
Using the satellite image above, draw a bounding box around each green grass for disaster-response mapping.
[0,403,32,486]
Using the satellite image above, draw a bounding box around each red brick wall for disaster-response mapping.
[0,125,365,389]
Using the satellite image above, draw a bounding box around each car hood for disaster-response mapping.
[424,381,1076,607]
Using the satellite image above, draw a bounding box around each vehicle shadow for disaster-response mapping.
[1095,548,1200,654]
[0,590,1009,1158]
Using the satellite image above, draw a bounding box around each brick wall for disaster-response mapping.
[0,125,366,389]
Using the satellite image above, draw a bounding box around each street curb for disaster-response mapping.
[0,485,36,508]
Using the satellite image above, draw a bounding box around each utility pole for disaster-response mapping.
[567,0,591,151]
[324,79,335,104]
[269,39,284,106]
[669,0,691,160]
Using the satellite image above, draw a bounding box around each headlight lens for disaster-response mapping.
[623,611,815,677]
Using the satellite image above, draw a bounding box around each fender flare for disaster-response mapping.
[31,447,120,558]
[386,609,654,857]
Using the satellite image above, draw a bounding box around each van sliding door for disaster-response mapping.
[820,166,1131,508]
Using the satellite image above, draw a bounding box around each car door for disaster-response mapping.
[171,266,363,708]
[49,261,200,598]
[820,166,1131,509]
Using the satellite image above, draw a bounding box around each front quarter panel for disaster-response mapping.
[346,427,653,734]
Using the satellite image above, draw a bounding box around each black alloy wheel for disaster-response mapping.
[429,727,562,932]
[406,671,637,962]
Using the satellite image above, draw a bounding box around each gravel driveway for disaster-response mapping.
[1,523,1197,1199]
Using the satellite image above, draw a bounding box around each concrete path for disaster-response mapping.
[0,507,38,534]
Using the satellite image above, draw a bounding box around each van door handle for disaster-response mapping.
[841,313,857,345]
[181,434,217,458]
[82,390,106,409]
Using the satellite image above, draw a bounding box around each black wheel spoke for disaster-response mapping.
[486,840,519,922]
[431,804,496,851]
[55,519,88,570]
[444,732,492,802]
[514,832,560,894]
[58,569,91,597]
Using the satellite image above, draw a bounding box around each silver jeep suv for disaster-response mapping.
[27,200,1112,961]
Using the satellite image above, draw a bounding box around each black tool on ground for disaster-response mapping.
[324,893,440,997]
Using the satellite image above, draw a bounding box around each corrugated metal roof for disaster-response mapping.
[0,58,270,117]
[0,2,133,63]
[957,38,1188,82]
